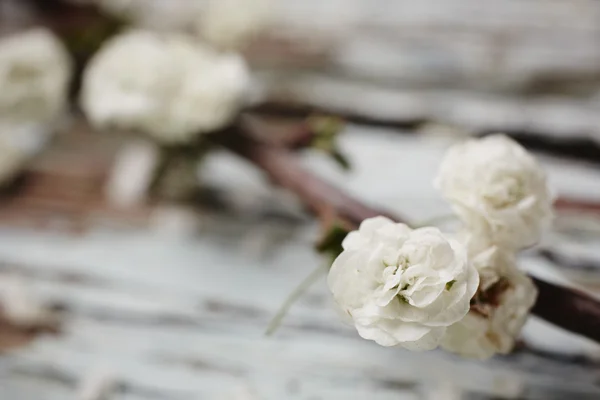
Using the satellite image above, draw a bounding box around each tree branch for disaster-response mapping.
[212,122,600,345]
[554,197,600,214]
[531,278,600,342]
[215,126,399,224]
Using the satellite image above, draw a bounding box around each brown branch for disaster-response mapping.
[215,126,399,225]
[531,278,600,342]
[554,197,600,214]
[212,122,600,345]
[241,115,315,150]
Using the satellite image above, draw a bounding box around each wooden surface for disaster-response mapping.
[249,0,600,143]
[0,127,599,399]
[1,1,600,398]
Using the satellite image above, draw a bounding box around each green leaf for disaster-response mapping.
[331,149,351,171]
[306,116,351,171]
[315,222,350,262]
[445,280,457,291]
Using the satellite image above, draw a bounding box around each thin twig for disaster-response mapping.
[265,263,328,336]
[554,197,600,214]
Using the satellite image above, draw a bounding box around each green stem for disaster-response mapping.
[265,263,328,336]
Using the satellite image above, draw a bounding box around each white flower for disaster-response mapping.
[81,30,250,143]
[435,134,553,250]
[0,29,71,184]
[328,216,479,350]
[441,268,537,359]
[198,0,274,50]
[0,28,72,126]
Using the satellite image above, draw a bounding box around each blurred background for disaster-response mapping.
[0,0,600,399]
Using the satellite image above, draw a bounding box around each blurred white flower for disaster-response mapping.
[328,216,479,350]
[199,0,274,50]
[0,29,71,185]
[435,134,553,250]
[0,28,71,126]
[0,274,57,328]
[441,268,537,359]
[81,30,250,143]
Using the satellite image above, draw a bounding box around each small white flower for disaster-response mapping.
[0,28,71,126]
[198,0,274,50]
[435,134,553,250]
[328,217,479,350]
[81,30,250,143]
[441,268,537,360]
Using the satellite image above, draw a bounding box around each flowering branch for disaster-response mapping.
[213,122,600,345]
[39,0,600,351]
[246,115,600,217]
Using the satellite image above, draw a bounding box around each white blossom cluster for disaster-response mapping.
[328,135,553,359]
[0,29,72,185]
[328,217,479,350]
[81,30,250,144]
[77,0,277,143]
[0,29,71,126]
